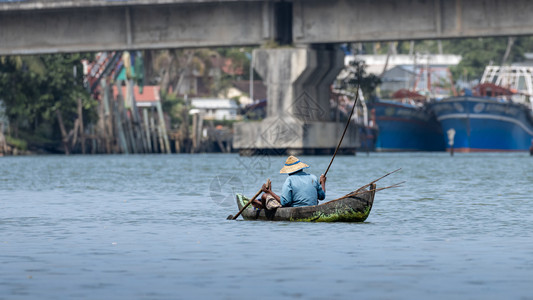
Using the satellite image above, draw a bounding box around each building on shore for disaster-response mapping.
[191,98,240,121]
[348,54,462,98]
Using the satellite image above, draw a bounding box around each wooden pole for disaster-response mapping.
[77,98,86,154]
[228,179,271,220]
[197,113,203,152]
[55,110,70,155]
[181,95,190,153]
[150,109,159,153]
[229,189,262,220]
[117,81,137,153]
[354,168,402,193]
[143,108,153,153]
[71,119,80,150]
[174,133,181,153]
[126,113,138,153]
[329,181,405,203]
[114,84,129,154]
[156,113,165,153]
[191,112,198,153]
[0,123,6,155]
[101,79,113,154]
[156,100,171,153]
[150,111,159,153]
[128,79,148,153]
[324,84,360,177]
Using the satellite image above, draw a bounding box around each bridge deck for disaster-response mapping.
[0,0,263,11]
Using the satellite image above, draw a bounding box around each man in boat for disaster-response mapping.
[253,155,326,208]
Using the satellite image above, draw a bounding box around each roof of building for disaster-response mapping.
[191,98,239,109]
[112,85,160,107]
[232,80,267,100]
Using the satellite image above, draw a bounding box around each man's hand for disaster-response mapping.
[319,174,326,185]
[261,183,271,193]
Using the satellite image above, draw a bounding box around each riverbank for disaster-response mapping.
[0,132,34,156]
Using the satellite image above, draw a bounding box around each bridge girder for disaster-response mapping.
[294,0,533,44]
[1,0,533,55]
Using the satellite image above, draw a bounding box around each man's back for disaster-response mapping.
[280,171,325,207]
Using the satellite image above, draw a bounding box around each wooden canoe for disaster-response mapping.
[234,183,376,222]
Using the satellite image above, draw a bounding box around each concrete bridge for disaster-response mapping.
[2,0,533,55]
[2,0,533,154]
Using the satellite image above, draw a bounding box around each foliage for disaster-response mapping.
[336,60,382,100]
[443,37,533,80]
[5,135,27,151]
[160,92,187,129]
[0,54,96,148]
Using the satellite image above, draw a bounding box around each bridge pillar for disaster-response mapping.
[234,45,360,155]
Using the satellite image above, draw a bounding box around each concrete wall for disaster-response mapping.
[233,119,359,152]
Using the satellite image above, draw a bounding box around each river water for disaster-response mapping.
[1,153,532,299]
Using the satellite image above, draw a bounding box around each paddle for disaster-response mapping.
[227,179,270,220]
[324,84,361,177]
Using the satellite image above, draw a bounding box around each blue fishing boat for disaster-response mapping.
[368,91,446,151]
[430,84,533,152]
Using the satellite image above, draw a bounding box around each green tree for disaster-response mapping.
[337,60,382,101]
[0,54,96,150]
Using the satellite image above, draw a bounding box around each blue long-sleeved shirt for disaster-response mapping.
[280,170,325,207]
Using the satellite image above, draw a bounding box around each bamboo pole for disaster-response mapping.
[150,113,159,153]
[77,98,86,154]
[0,123,6,155]
[329,181,405,203]
[55,110,70,155]
[324,84,360,177]
[156,100,171,153]
[101,79,113,154]
[355,168,402,193]
[126,112,137,153]
[143,108,152,153]
[114,83,129,154]
[228,179,271,220]
[71,118,80,149]
[174,133,181,153]
[157,116,165,153]
[191,112,198,153]
[117,81,137,153]
[127,78,147,153]
[91,126,96,154]
[180,95,190,153]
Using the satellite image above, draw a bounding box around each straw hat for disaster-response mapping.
[279,155,309,174]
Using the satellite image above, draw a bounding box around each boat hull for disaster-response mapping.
[369,101,446,151]
[431,96,533,151]
[235,184,376,222]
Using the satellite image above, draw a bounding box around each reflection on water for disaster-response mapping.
[1,153,532,299]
